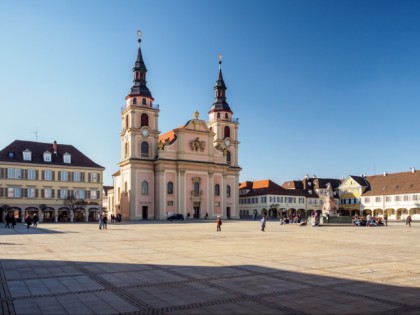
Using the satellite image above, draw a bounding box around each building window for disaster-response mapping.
[23,150,32,161]
[27,188,35,198]
[225,113,228,119]
[73,172,81,182]
[125,115,129,128]
[91,190,97,199]
[44,188,52,198]
[194,182,200,196]
[403,195,409,201]
[395,196,401,202]
[63,153,71,164]
[386,196,391,202]
[413,195,418,201]
[375,197,381,203]
[364,197,370,203]
[215,184,220,196]
[43,151,52,162]
[28,169,36,180]
[141,113,149,127]
[142,98,146,105]
[167,182,173,195]
[227,185,231,197]
[133,97,137,105]
[74,189,85,199]
[217,113,220,119]
[299,198,305,203]
[60,189,68,199]
[44,170,52,181]
[90,173,98,182]
[141,141,149,157]
[167,201,174,206]
[226,150,231,164]
[142,181,149,195]
[60,171,68,181]
[224,126,230,138]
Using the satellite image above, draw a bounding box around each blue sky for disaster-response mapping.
[1,0,420,185]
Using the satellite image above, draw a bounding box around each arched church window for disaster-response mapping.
[215,184,220,196]
[141,113,149,127]
[125,142,128,157]
[227,185,231,198]
[224,126,230,139]
[194,182,200,196]
[133,98,137,105]
[225,113,228,119]
[142,98,147,105]
[142,181,149,195]
[167,182,174,194]
[226,150,231,165]
[141,141,149,157]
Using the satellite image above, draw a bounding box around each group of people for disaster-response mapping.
[99,214,108,230]
[4,213,17,228]
[110,213,122,223]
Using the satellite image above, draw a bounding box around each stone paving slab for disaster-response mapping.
[1,221,420,314]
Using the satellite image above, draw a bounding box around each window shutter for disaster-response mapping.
[42,170,45,180]
[87,191,91,199]
[23,188,28,198]
[69,172,73,181]
[97,173,100,183]
[41,189,45,198]
[97,190,100,199]
[52,171,56,181]
[58,171,61,181]
[88,173,91,182]
[23,169,28,180]
[35,189,39,198]
[52,189,55,198]
[81,173,85,182]
[0,168,4,179]
[0,188,3,197]
[35,170,39,180]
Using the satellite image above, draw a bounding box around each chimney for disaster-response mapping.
[411,167,416,173]
[383,171,387,176]
[53,141,58,155]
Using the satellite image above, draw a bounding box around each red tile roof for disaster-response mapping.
[363,171,420,196]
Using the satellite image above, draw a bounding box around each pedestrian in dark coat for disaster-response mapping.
[4,213,11,228]
[216,215,222,232]
[25,214,32,229]
[32,214,39,228]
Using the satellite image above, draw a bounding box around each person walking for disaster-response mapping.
[216,215,222,232]
[187,212,190,220]
[32,213,39,228]
[4,213,11,228]
[24,214,32,229]
[406,215,412,227]
[260,215,266,232]
[99,214,103,230]
[11,215,16,228]
[384,212,388,226]
[366,214,371,227]
[102,215,108,230]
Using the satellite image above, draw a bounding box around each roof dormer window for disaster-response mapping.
[43,151,52,162]
[23,149,32,161]
[63,153,71,164]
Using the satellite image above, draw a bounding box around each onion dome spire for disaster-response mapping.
[210,54,232,113]
[128,30,152,98]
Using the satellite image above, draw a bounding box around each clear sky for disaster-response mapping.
[1,0,420,186]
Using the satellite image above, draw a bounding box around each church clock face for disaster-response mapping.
[141,128,149,137]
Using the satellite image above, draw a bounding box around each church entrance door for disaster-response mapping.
[142,206,148,219]
[193,202,200,218]
[227,207,231,219]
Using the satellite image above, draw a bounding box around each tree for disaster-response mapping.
[63,196,85,212]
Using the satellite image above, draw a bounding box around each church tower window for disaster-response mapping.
[142,98,147,105]
[141,113,149,127]
[141,181,149,195]
[141,141,149,157]
[217,113,220,119]
[194,182,200,196]
[133,98,137,105]
[224,126,230,139]
[226,150,231,165]
[167,182,173,194]
[227,185,231,198]
[215,184,220,196]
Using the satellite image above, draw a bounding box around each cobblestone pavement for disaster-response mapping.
[1,220,420,314]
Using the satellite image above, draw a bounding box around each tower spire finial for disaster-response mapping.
[137,30,142,46]
[218,53,222,69]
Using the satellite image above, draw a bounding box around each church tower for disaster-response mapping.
[207,55,239,167]
[118,31,159,220]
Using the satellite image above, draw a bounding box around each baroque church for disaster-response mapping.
[112,33,241,220]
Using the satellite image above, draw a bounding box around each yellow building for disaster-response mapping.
[338,175,369,215]
[0,140,104,223]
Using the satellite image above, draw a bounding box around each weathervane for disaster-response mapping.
[137,30,142,46]
[218,53,222,69]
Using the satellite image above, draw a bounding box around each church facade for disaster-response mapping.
[112,34,241,220]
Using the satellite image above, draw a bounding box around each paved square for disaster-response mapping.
[1,220,420,314]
